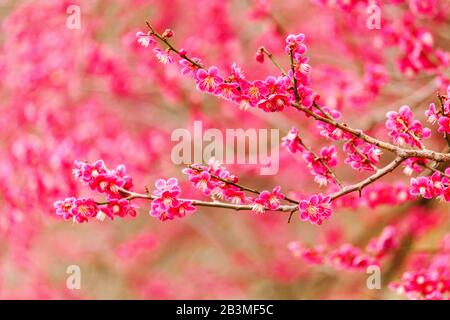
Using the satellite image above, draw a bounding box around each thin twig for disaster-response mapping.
[188,165,299,204]
[329,156,405,201]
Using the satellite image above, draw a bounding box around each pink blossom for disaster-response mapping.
[303,146,338,186]
[425,103,439,124]
[327,244,379,271]
[282,127,303,154]
[366,226,398,258]
[53,197,76,220]
[285,33,307,55]
[104,198,136,218]
[437,116,450,134]
[179,58,202,76]
[255,48,264,63]
[195,67,223,93]
[298,194,332,225]
[257,93,289,112]
[136,31,156,47]
[386,105,431,147]
[153,48,173,64]
[153,178,180,196]
[70,198,99,223]
[254,186,284,211]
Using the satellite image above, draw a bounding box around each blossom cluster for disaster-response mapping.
[183,160,246,203]
[386,105,431,147]
[426,86,450,134]
[288,226,399,271]
[282,128,339,186]
[54,160,136,223]
[410,169,450,201]
[183,160,287,214]
[333,182,412,209]
[390,234,450,300]
[137,31,315,113]
[298,194,332,225]
[149,178,196,221]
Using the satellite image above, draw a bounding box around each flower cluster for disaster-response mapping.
[327,244,379,271]
[137,29,316,112]
[317,107,353,141]
[282,128,340,186]
[281,127,303,154]
[302,146,338,186]
[54,161,137,223]
[288,242,378,271]
[251,186,285,213]
[386,105,431,147]
[298,194,332,225]
[184,160,288,214]
[390,234,450,300]
[72,160,133,197]
[403,157,430,176]
[183,160,245,203]
[410,169,450,201]
[149,178,196,221]
[333,182,412,210]
[343,139,381,172]
[425,86,450,134]
[366,226,398,258]
[288,226,399,271]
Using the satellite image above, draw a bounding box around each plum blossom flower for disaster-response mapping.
[285,33,307,55]
[298,194,332,225]
[136,31,155,47]
[255,47,264,63]
[366,226,398,258]
[104,198,136,218]
[437,116,450,134]
[149,177,196,221]
[257,93,290,112]
[403,158,429,176]
[386,105,431,147]
[425,103,439,124]
[288,241,325,264]
[188,171,213,195]
[327,244,379,271]
[254,186,285,211]
[282,127,303,154]
[344,140,381,172]
[303,146,338,186]
[179,58,202,76]
[70,198,99,223]
[153,48,173,64]
[53,197,76,220]
[410,172,446,199]
[195,67,223,93]
[153,178,180,196]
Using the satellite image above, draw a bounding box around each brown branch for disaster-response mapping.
[329,156,405,201]
[146,22,205,70]
[96,187,298,213]
[187,165,299,204]
[292,102,450,162]
[260,47,288,76]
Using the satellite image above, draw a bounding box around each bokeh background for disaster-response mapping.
[0,0,449,299]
